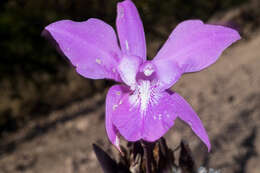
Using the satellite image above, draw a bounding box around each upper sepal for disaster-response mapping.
[116,0,146,60]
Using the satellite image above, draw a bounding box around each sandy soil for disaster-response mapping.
[1,11,260,173]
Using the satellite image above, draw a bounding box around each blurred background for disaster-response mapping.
[0,0,260,172]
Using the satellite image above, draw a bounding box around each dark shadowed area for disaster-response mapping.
[1,0,260,172]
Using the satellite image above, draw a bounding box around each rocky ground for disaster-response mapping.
[1,4,260,173]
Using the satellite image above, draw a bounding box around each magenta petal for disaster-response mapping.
[152,59,182,90]
[116,0,146,60]
[44,19,121,81]
[154,20,241,73]
[112,87,178,142]
[111,91,143,141]
[105,85,129,150]
[142,91,178,141]
[170,92,211,151]
[117,55,142,88]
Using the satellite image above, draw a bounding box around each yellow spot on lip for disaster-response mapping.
[116,91,121,96]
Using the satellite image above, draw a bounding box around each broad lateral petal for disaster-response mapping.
[116,0,146,60]
[154,20,241,73]
[105,85,128,150]
[44,18,122,81]
[170,91,211,151]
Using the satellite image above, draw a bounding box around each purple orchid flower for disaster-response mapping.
[44,0,240,152]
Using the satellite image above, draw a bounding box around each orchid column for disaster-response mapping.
[44,0,240,170]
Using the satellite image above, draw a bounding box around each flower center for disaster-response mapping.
[138,80,151,112]
[129,80,161,114]
[140,61,155,77]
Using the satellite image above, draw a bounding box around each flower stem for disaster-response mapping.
[141,140,152,173]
